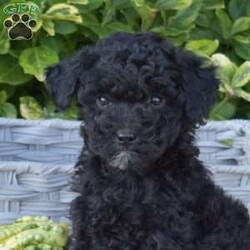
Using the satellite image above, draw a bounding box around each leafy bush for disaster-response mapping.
[0,0,249,120]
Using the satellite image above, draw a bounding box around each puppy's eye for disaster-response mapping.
[149,96,162,106]
[96,96,110,108]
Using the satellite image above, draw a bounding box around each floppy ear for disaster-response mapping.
[177,52,220,125]
[46,47,99,110]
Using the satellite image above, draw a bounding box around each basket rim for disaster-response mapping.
[0,118,81,130]
[0,118,249,130]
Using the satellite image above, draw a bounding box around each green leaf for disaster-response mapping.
[19,46,59,82]
[202,0,224,9]
[234,89,250,102]
[195,12,212,28]
[39,35,67,54]
[0,38,10,55]
[20,96,45,120]
[231,61,250,87]
[233,35,250,44]
[130,0,157,29]
[210,99,236,120]
[45,101,78,120]
[42,19,55,36]
[215,9,233,39]
[106,22,133,33]
[231,17,250,35]
[228,0,250,20]
[156,0,192,10]
[67,0,89,4]
[84,21,132,39]
[0,55,32,85]
[185,39,219,56]
[167,32,190,46]
[0,103,17,118]
[234,42,250,60]
[168,0,203,32]
[219,139,233,147]
[0,91,7,103]
[113,0,131,9]
[74,0,104,13]
[44,3,82,24]
[151,26,186,36]
[55,21,78,34]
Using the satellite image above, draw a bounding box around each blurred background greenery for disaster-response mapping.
[0,0,249,120]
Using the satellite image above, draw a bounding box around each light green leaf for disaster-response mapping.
[232,61,250,88]
[0,55,32,85]
[233,35,249,44]
[67,0,88,4]
[211,53,237,83]
[19,46,59,82]
[215,9,233,39]
[156,0,192,10]
[0,91,7,103]
[234,42,250,60]
[185,39,219,56]
[234,89,250,102]
[0,103,17,118]
[231,17,250,35]
[42,19,55,36]
[44,3,82,24]
[20,96,45,120]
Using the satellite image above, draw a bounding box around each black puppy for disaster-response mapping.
[46,32,250,250]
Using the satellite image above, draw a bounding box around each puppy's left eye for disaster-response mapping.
[149,96,163,106]
[96,96,110,108]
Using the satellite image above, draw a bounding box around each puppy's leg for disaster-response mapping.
[69,196,91,250]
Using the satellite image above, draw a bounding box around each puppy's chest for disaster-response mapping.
[83,178,196,247]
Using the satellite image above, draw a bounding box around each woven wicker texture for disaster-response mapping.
[0,118,249,224]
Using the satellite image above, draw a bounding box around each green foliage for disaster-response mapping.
[0,216,69,250]
[0,0,249,120]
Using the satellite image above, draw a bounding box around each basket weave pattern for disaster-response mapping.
[0,118,249,224]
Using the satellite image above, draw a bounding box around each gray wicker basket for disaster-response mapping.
[0,118,250,225]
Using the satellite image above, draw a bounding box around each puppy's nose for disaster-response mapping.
[116,129,137,144]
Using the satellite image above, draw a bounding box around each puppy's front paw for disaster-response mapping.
[68,237,82,250]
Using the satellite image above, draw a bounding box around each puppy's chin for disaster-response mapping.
[109,151,133,170]
[108,151,154,174]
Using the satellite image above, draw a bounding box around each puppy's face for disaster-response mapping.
[46,32,219,172]
[80,63,184,172]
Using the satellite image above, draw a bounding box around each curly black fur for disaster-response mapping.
[46,32,250,250]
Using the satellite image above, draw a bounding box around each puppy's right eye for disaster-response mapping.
[96,96,110,108]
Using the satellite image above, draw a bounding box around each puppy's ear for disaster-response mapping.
[46,48,99,110]
[177,52,220,125]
